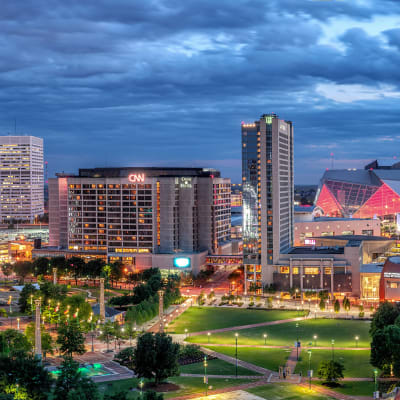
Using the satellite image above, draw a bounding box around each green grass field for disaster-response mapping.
[97,377,255,399]
[168,306,306,334]
[296,349,375,378]
[247,383,335,399]
[180,358,261,376]
[314,381,376,397]
[205,346,290,372]
[187,318,371,348]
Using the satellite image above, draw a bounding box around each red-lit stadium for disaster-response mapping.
[314,160,400,235]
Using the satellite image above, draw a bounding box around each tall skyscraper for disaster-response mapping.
[242,114,294,292]
[0,136,44,223]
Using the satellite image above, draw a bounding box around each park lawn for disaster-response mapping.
[314,380,376,397]
[97,377,255,399]
[247,383,334,399]
[180,358,261,376]
[206,346,290,372]
[169,306,306,334]
[187,318,371,348]
[295,349,375,378]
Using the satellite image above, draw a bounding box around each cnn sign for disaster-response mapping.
[128,173,145,183]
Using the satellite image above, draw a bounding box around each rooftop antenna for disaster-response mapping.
[330,152,334,169]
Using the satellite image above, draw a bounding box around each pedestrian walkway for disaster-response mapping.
[285,347,299,375]
[188,343,370,351]
[189,316,307,336]
[180,373,264,379]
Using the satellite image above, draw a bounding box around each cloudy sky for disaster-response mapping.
[1,0,400,184]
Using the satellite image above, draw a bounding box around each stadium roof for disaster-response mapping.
[321,169,380,186]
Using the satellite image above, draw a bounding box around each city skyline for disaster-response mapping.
[0,0,400,183]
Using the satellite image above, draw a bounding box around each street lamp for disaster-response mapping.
[308,349,312,389]
[296,323,299,360]
[313,335,317,347]
[263,333,267,345]
[331,339,335,361]
[207,332,211,344]
[139,379,144,396]
[235,333,239,377]
[374,369,378,394]
[17,318,20,331]
[355,335,359,348]
[185,328,188,338]
[203,355,208,396]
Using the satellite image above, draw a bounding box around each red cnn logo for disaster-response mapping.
[128,173,145,183]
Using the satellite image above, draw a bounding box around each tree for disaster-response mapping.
[33,258,50,277]
[317,360,345,386]
[85,259,104,284]
[1,264,13,282]
[104,391,131,400]
[13,262,32,283]
[334,299,340,313]
[25,322,53,359]
[52,356,99,400]
[50,256,67,276]
[0,329,31,357]
[134,332,180,385]
[143,391,164,400]
[319,298,325,311]
[370,301,399,337]
[18,283,38,313]
[62,294,92,322]
[110,261,123,287]
[0,354,52,400]
[114,347,135,370]
[98,321,115,352]
[56,319,86,356]
[66,257,86,285]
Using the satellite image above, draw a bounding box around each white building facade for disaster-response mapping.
[0,136,44,223]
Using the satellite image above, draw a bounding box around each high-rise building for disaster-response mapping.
[242,114,294,292]
[46,167,231,274]
[0,136,44,223]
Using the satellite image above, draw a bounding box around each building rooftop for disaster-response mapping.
[288,247,344,255]
[77,167,220,178]
[360,263,384,273]
[91,304,125,318]
[312,235,392,242]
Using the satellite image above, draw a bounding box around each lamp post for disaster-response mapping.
[331,339,335,361]
[89,313,94,352]
[308,349,312,389]
[203,355,208,396]
[374,369,378,394]
[263,333,267,346]
[313,335,317,347]
[17,318,20,331]
[139,379,144,396]
[235,333,238,378]
[185,328,188,338]
[296,322,299,361]
[355,335,359,348]
[207,332,211,344]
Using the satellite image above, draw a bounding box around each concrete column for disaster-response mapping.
[100,278,105,322]
[158,290,164,333]
[330,260,334,294]
[34,300,42,359]
[244,265,247,296]
[289,259,293,288]
[320,259,323,289]
[53,268,57,285]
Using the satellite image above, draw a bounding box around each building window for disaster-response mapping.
[362,229,373,236]
[342,230,354,235]
[321,231,334,236]
[280,266,289,274]
[293,267,299,274]
[388,282,399,289]
[305,267,319,275]
[324,267,331,274]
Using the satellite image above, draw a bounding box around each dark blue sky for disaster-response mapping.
[1,0,400,184]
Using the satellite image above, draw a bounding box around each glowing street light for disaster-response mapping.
[355,335,359,348]
[263,333,267,345]
[207,332,211,344]
[331,339,335,361]
[313,334,318,347]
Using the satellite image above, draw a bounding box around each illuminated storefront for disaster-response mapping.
[380,257,400,301]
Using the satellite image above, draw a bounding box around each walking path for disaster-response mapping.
[188,316,307,336]
[285,347,299,375]
[189,343,370,351]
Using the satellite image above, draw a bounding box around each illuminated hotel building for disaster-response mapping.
[0,136,44,222]
[47,167,231,274]
[242,114,294,292]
